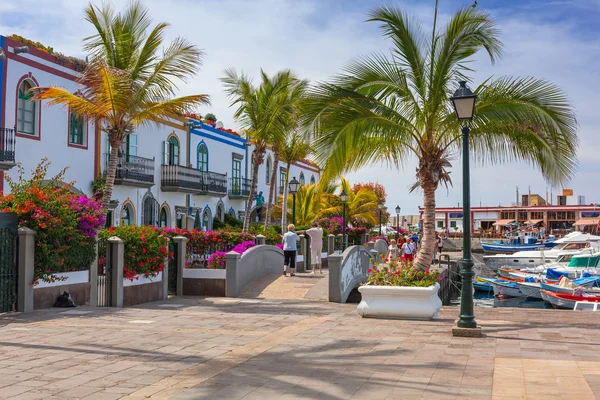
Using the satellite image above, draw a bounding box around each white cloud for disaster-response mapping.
[2,0,599,213]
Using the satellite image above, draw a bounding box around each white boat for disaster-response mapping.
[491,280,522,297]
[516,281,544,299]
[483,232,600,270]
[521,252,600,279]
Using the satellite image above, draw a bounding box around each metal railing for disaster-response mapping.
[106,153,155,184]
[161,164,204,192]
[0,127,16,163]
[97,238,111,307]
[201,170,227,194]
[186,241,236,269]
[228,177,250,197]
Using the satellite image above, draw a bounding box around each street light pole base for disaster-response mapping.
[452,325,482,338]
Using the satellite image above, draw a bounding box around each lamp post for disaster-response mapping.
[378,201,384,236]
[395,205,401,240]
[289,177,300,225]
[340,191,348,249]
[450,80,478,332]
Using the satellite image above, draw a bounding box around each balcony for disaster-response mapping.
[228,177,251,199]
[106,153,155,188]
[0,128,16,171]
[161,164,227,196]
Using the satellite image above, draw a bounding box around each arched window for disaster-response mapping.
[216,202,224,221]
[299,172,305,185]
[142,194,159,226]
[310,175,315,185]
[121,204,134,226]
[202,207,212,231]
[165,136,179,165]
[159,207,169,228]
[266,156,272,184]
[17,80,37,136]
[197,143,208,172]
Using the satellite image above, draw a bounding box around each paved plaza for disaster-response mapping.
[1,275,600,400]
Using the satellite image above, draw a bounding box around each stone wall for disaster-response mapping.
[123,281,163,307]
[34,282,90,309]
[225,245,284,297]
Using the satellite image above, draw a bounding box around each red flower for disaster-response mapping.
[142,248,147,254]
[139,261,144,267]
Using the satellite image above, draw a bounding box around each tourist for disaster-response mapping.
[386,239,399,261]
[255,191,265,221]
[434,234,443,262]
[305,223,324,274]
[282,224,300,277]
[402,237,415,262]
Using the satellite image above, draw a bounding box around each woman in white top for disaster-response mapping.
[305,223,324,274]
[282,224,300,276]
[401,238,415,262]
[386,239,399,261]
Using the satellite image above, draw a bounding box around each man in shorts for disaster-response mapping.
[255,191,264,221]
[305,223,324,274]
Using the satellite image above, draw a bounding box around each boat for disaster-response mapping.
[481,229,556,255]
[519,252,600,279]
[539,277,600,295]
[573,302,600,311]
[516,281,544,299]
[491,280,522,297]
[540,290,600,309]
[484,232,600,270]
[473,277,494,292]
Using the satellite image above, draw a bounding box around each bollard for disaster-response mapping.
[327,234,335,255]
[256,234,266,245]
[297,235,306,273]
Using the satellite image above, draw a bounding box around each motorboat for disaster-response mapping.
[519,277,599,299]
[518,252,600,279]
[483,232,600,270]
[540,290,600,309]
[491,280,522,297]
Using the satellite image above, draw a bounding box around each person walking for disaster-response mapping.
[305,223,324,274]
[402,237,416,262]
[282,224,300,276]
[386,239,399,262]
[254,191,265,222]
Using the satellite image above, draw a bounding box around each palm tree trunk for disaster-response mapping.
[281,163,291,232]
[243,150,261,232]
[414,182,436,271]
[101,141,121,218]
[264,149,280,229]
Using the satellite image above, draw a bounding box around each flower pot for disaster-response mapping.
[357,283,442,320]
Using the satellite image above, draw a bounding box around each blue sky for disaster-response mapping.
[1,0,599,214]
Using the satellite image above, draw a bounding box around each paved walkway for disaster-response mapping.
[239,271,329,301]
[2,297,600,399]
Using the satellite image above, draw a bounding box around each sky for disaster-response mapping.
[1,0,599,215]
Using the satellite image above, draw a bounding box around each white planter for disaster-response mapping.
[123,271,162,287]
[357,283,443,320]
[183,268,226,279]
[34,270,89,289]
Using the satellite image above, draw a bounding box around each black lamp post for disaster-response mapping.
[378,201,384,236]
[395,205,401,240]
[450,80,478,331]
[288,177,300,225]
[340,191,348,249]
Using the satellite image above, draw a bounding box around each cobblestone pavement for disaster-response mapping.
[1,297,600,399]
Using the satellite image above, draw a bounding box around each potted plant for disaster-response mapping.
[357,259,442,319]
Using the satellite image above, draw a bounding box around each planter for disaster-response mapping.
[34,270,89,289]
[357,283,442,320]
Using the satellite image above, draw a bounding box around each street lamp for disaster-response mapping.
[450,80,478,333]
[340,191,348,249]
[378,201,384,236]
[395,205,401,240]
[289,177,300,225]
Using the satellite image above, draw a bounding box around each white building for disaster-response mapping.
[0,35,319,228]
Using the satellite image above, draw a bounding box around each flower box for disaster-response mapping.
[123,272,162,287]
[34,270,89,289]
[357,283,442,319]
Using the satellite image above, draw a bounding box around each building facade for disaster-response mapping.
[0,35,319,228]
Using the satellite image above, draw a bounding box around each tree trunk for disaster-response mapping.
[101,141,121,219]
[414,182,436,271]
[243,149,262,232]
[281,163,291,232]
[264,148,280,229]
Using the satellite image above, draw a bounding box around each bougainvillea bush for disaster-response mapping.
[99,225,170,280]
[0,160,105,282]
[162,228,254,256]
[206,240,256,269]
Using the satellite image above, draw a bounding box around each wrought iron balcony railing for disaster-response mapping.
[161,164,227,195]
[105,153,155,187]
[228,177,251,198]
[0,128,16,169]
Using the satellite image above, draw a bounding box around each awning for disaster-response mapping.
[493,219,515,226]
[574,218,600,226]
[525,219,544,225]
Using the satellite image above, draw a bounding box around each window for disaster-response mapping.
[518,211,528,221]
[164,136,179,165]
[105,210,113,228]
[500,211,515,220]
[437,221,444,229]
[121,204,133,226]
[197,143,208,172]
[450,221,457,228]
[121,134,138,161]
[299,172,305,185]
[17,80,37,135]
[279,169,286,192]
[310,175,315,185]
[69,110,86,146]
[232,159,241,185]
[142,195,158,226]
[175,209,184,229]
[266,156,272,184]
[531,211,544,220]
[159,207,169,228]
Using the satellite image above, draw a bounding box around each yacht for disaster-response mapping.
[483,232,600,270]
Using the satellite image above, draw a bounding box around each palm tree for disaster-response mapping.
[33,1,208,213]
[222,69,300,232]
[337,177,379,228]
[264,78,308,230]
[303,5,578,271]
[279,131,311,231]
[276,183,328,227]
